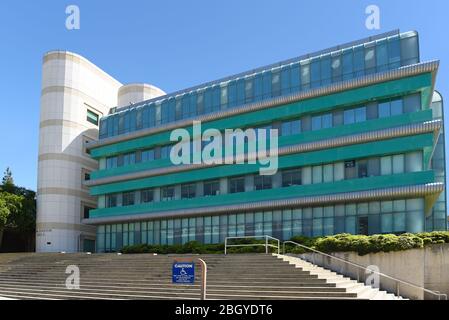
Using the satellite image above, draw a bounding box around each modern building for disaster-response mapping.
[38,30,447,253]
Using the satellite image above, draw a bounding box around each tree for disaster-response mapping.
[0,168,36,251]
[1,167,15,193]
[0,192,23,248]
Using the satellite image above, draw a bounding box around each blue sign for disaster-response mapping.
[172,262,195,284]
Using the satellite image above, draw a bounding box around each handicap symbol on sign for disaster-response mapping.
[172,262,195,284]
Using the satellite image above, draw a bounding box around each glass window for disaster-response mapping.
[141,189,153,203]
[390,99,403,116]
[367,158,380,177]
[281,66,290,95]
[364,45,376,73]
[376,40,388,70]
[204,180,220,196]
[355,107,366,122]
[405,151,422,172]
[282,169,301,187]
[312,165,323,184]
[342,49,353,79]
[353,46,365,76]
[254,175,272,190]
[254,74,263,101]
[106,156,118,169]
[301,166,312,185]
[106,194,118,208]
[344,109,355,124]
[196,91,204,115]
[393,212,406,233]
[388,36,401,68]
[122,192,135,206]
[331,54,342,82]
[281,119,301,136]
[381,156,392,175]
[392,154,405,174]
[333,110,344,126]
[220,85,228,109]
[181,184,196,199]
[235,79,245,106]
[322,114,332,129]
[262,72,272,99]
[271,69,281,97]
[320,56,331,85]
[401,35,419,65]
[245,77,254,103]
[323,164,333,183]
[378,101,390,118]
[87,109,99,126]
[310,58,321,88]
[123,153,135,166]
[291,63,300,92]
[229,176,245,193]
[344,160,357,179]
[141,149,155,162]
[404,93,420,113]
[312,115,321,131]
[334,162,345,181]
[160,145,172,159]
[358,160,368,178]
[301,62,310,89]
[161,186,175,201]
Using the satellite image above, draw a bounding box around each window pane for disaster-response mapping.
[312,166,323,184]
[378,102,390,118]
[392,154,405,174]
[323,164,333,183]
[390,99,403,116]
[322,114,332,129]
[381,156,392,175]
[355,107,366,122]
[344,109,355,124]
[405,151,422,172]
[312,116,321,131]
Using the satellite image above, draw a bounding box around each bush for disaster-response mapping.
[120,231,449,256]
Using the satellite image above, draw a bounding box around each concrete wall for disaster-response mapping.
[296,244,449,300]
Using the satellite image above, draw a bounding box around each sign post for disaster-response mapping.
[172,258,207,300]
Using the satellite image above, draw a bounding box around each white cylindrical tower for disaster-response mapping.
[37,51,122,252]
[117,83,166,108]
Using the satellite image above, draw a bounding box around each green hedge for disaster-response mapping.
[120,231,449,256]
[120,239,277,254]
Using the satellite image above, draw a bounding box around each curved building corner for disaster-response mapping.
[36,51,165,252]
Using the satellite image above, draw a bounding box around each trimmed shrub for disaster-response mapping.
[120,231,449,255]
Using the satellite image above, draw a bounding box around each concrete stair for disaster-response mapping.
[0,253,405,300]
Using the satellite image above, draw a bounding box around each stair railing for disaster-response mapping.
[282,240,447,300]
[224,235,280,255]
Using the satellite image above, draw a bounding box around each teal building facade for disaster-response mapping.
[84,30,447,252]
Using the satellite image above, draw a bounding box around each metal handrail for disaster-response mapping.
[225,235,280,255]
[283,240,447,300]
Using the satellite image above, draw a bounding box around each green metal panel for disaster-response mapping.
[90,73,433,158]
[90,133,434,196]
[89,170,435,219]
[91,110,433,180]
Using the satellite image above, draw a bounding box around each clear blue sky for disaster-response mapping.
[0,0,448,190]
